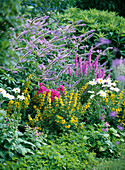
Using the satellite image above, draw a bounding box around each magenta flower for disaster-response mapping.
[57,85,65,92]
[50,89,60,102]
[37,86,49,95]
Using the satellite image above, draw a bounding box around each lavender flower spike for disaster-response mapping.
[88,46,93,71]
[75,54,78,68]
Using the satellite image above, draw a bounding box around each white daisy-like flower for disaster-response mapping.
[113,87,120,92]
[97,90,107,98]
[0,88,6,95]
[90,94,95,99]
[88,80,97,86]
[88,91,95,93]
[97,78,105,84]
[110,82,116,87]
[105,78,112,84]
[17,95,25,100]
[8,95,15,100]
[12,88,20,93]
[110,87,120,92]
[102,84,111,88]
[2,92,10,98]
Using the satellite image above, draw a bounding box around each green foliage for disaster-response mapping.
[74,0,125,17]
[20,0,125,17]
[0,109,47,163]
[0,0,21,65]
[21,0,77,17]
[53,8,125,66]
[0,130,97,169]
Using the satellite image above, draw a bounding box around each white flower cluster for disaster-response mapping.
[0,87,25,100]
[88,78,120,99]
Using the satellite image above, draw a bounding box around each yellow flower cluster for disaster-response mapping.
[28,84,89,131]
[59,96,64,107]
[110,94,115,103]
[78,84,88,100]
[70,116,78,127]
[54,96,59,107]
[105,94,108,105]
[81,101,91,115]
[7,100,14,114]
[14,101,20,108]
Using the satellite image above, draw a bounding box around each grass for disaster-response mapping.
[93,143,125,170]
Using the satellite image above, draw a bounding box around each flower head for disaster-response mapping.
[88,79,97,85]
[17,95,25,100]
[97,90,106,98]
[12,88,20,93]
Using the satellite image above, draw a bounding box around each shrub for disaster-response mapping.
[53,8,125,66]
[0,0,21,65]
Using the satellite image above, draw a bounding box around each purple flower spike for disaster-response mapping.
[109,111,117,118]
[75,54,78,68]
[99,38,111,45]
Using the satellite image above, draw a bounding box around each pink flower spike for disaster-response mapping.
[88,46,93,65]
[106,74,110,80]
[68,66,72,76]
[79,57,82,74]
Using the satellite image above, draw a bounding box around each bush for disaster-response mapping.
[0,0,21,65]
[53,8,125,66]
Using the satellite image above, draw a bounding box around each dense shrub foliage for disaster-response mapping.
[0,0,21,65]
[53,8,125,66]
[21,0,125,17]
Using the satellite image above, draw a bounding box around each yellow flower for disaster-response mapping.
[36,126,41,130]
[58,115,63,119]
[33,105,37,109]
[61,119,66,124]
[24,97,29,108]
[65,125,70,128]
[29,115,32,121]
[59,96,64,106]
[116,107,122,112]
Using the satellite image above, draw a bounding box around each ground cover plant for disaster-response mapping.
[0,9,125,170]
